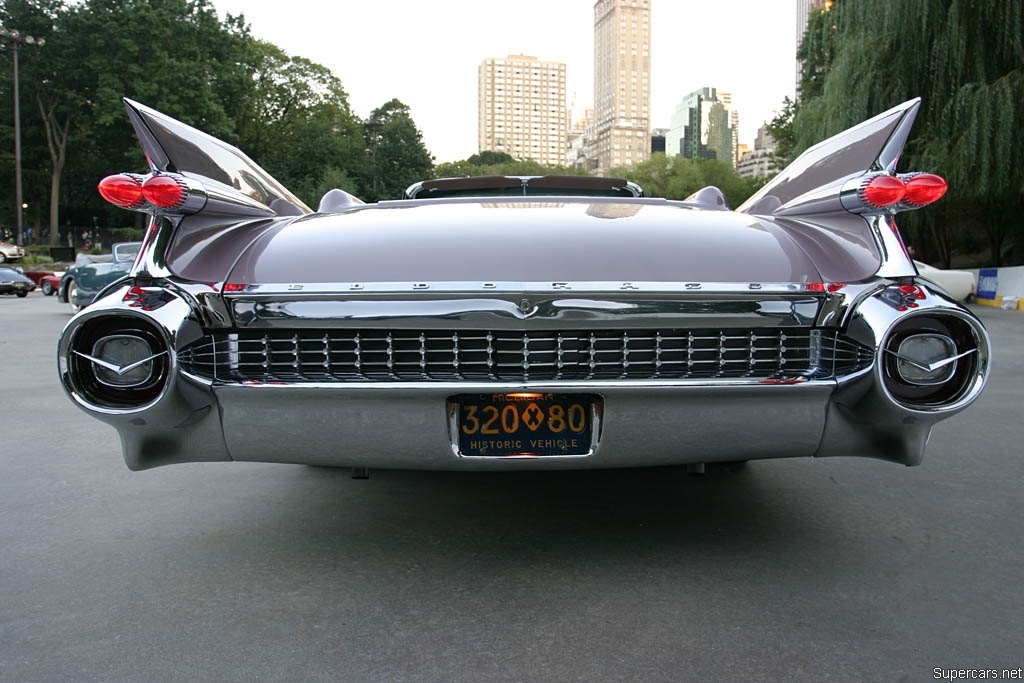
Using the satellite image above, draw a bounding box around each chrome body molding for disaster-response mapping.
[225,281,828,296]
[227,290,822,330]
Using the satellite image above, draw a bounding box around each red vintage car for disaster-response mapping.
[23,269,64,296]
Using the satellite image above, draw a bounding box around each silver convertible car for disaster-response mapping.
[58,98,990,473]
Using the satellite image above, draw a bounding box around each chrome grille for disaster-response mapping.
[179,328,873,383]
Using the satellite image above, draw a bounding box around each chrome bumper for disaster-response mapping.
[58,282,990,471]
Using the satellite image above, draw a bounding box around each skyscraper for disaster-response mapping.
[478,55,568,166]
[667,87,737,166]
[586,0,651,174]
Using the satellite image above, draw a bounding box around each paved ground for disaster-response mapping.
[2,293,1022,682]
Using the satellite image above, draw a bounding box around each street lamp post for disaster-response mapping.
[0,28,45,247]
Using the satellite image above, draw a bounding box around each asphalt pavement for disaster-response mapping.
[2,292,1022,682]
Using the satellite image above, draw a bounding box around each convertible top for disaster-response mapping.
[404,175,644,199]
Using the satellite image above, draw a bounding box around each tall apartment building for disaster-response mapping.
[478,55,568,166]
[586,0,652,174]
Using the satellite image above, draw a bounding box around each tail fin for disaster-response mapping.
[738,99,921,216]
[122,98,312,216]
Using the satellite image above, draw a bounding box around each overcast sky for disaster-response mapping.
[211,0,798,163]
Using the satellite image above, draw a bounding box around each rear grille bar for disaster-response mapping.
[179,328,873,383]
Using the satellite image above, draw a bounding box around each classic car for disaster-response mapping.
[913,260,976,302]
[57,98,990,474]
[24,269,65,296]
[0,241,26,264]
[0,267,36,297]
[58,242,142,313]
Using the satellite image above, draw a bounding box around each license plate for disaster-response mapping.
[450,393,600,457]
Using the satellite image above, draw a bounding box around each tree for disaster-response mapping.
[0,0,60,241]
[232,41,364,206]
[789,0,1024,266]
[467,151,514,166]
[797,3,839,104]
[363,99,434,201]
[2,0,371,239]
[2,0,258,244]
[433,151,589,181]
[764,96,797,169]
[611,154,763,207]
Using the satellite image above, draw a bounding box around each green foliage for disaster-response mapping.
[233,42,365,207]
[789,0,1024,265]
[1,0,437,227]
[433,151,762,207]
[363,99,434,201]
[466,151,515,166]
[21,253,55,267]
[0,0,61,231]
[433,157,588,180]
[797,4,838,103]
[764,96,796,169]
[611,154,764,207]
[108,226,144,241]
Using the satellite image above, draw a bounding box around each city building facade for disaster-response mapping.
[567,107,594,168]
[478,55,568,166]
[585,0,652,174]
[666,87,738,166]
[736,124,778,179]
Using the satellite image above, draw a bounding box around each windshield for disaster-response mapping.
[113,243,142,262]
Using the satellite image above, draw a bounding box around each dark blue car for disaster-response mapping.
[59,242,141,313]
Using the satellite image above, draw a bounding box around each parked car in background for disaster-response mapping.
[914,261,976,302]
[0,241,26,264]
[40,273,62,296]
[0,267,36,297]
[58,242,142,313]
[24,269,66,296]
[58,98,991,475]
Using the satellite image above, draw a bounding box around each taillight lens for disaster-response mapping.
[805,282,845,293]
[141,175,187,208]
[903,173,947,206]
[98,174,145,209]
[98,171,203,214]
[862,175,906,207]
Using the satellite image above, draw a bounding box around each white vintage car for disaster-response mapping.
[0,241,26,264]
[914,261,977,302]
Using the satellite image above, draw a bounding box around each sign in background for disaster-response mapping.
[978,268,999,300]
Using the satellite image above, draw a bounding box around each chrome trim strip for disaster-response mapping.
[227,293,823,330]
[131,214,175,280]
[212,377,837,390]
[867,214,916,278]
[227,281,822,296]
